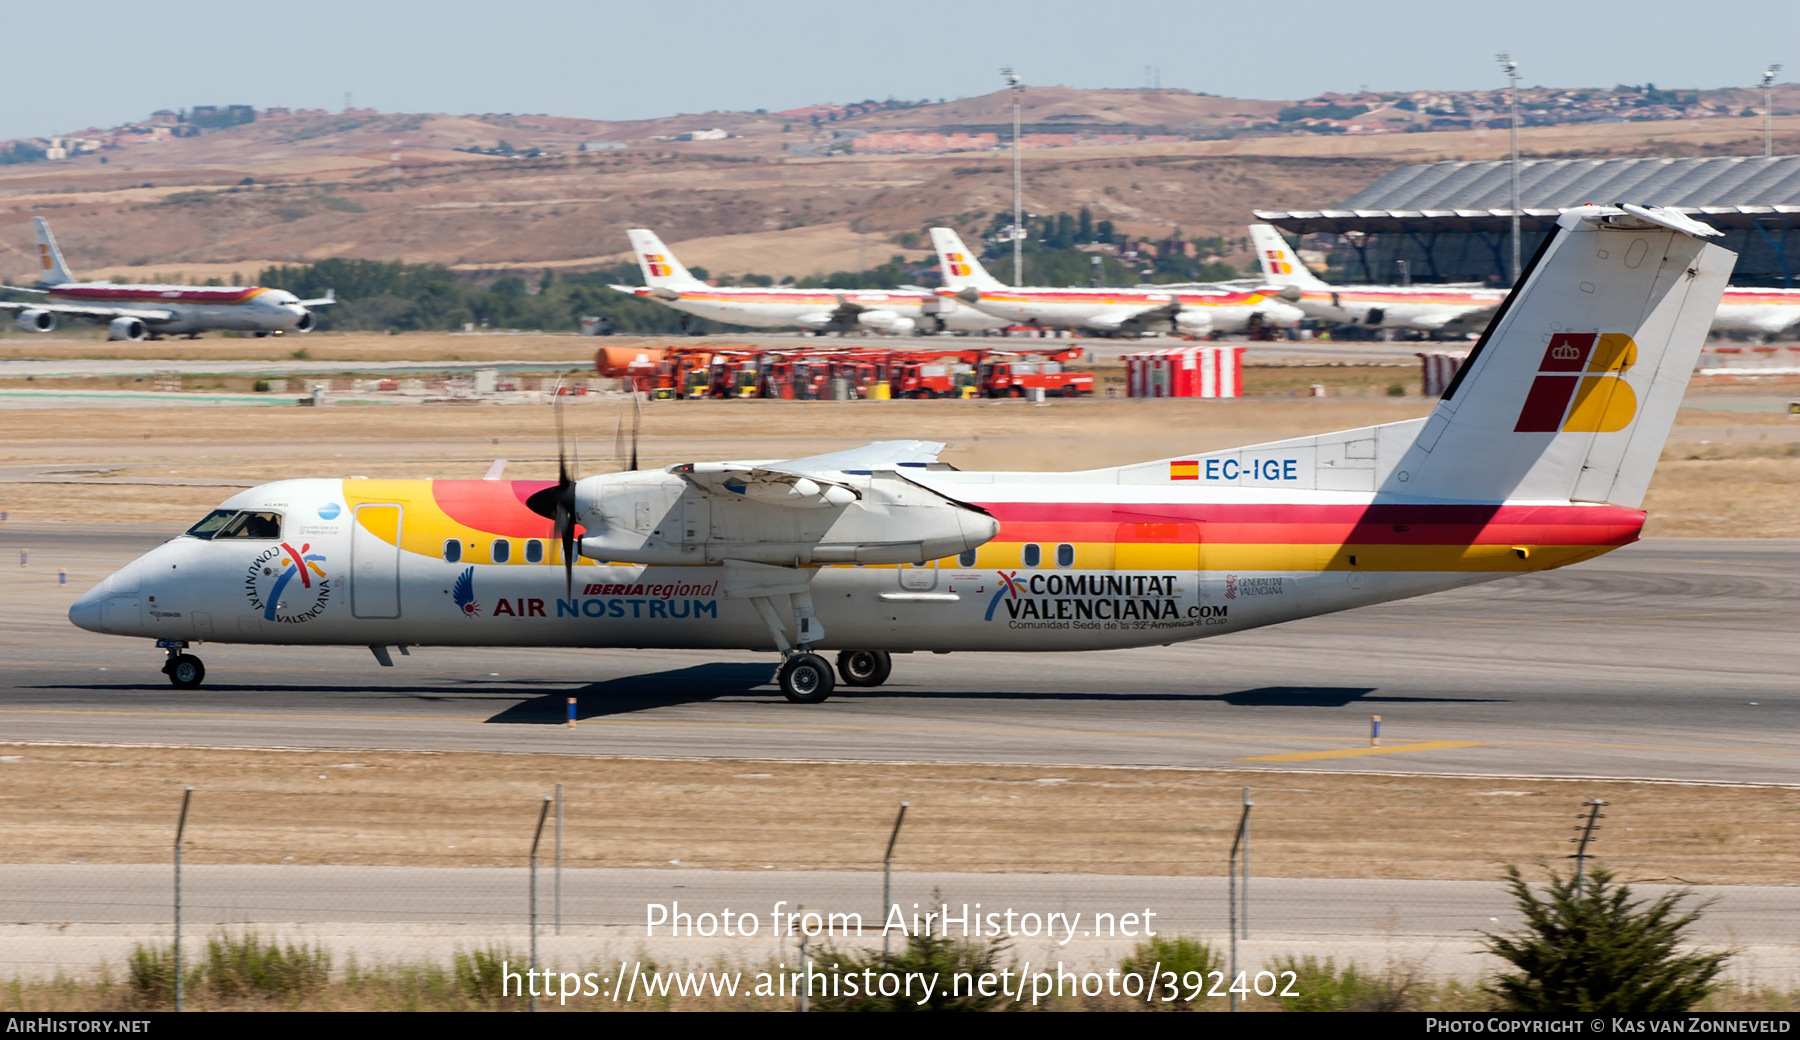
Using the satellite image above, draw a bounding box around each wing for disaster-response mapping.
[670,441,946,509]
[1083,306,1168,331]
[1416,306,1500,332]
[0,300,176,322]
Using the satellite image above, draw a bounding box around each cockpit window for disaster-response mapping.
[214,511,283,540]
[185,509,239,540]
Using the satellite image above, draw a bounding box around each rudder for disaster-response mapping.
[32,217,75,285]
[929,228,1005,291]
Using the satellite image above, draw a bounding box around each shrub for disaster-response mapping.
[1484,865,1729,1013]
[1272,955,1417,1011]
[453,945,515,1006]
[808,930,1012,1011]
[1118,935,1222,1009]
[202,930,330,1000]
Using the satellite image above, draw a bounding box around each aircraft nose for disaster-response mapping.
[68,582,105,633]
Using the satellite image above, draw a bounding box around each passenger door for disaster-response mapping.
[351,504,402,619]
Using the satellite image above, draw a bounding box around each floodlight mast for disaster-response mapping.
[1003,65,1024,287]
[1764,65,1783,158]
[1497,53,1522,283]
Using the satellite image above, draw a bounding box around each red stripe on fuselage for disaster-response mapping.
[976,501,1644,547]
[51,285,265,305]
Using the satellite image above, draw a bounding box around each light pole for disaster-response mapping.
[1497,53,1521,283]
[1763,65,1783,158]
[1002,65,1023,287]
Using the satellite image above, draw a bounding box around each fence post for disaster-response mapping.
[882,801,909,963]
[555,783,563,936]
[1227,787,1251,1012]
[1570,798,1607,885]
[173,786,192,1012]
[529,795,551,1013]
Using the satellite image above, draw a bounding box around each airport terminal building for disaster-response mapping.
[1256,154,1800,287]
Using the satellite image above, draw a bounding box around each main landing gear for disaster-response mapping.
[777,653,834,704]
[836,649,891,687]
[158,640,205,688]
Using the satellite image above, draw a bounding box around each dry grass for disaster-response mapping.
[3,745,1796,884]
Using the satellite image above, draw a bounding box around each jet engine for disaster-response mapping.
[856,310,913,334]
[15,309,55,333]
[294,311,315,332]
[107,317,147,341]
[1172,310,1213,336]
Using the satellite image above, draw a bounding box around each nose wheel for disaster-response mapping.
[158,641,205,688]
[777,653,834,704]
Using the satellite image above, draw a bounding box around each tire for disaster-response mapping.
[778,653,834,704]
[167,654,205,688]
[836,650,892,687]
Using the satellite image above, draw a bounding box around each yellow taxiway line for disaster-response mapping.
[1236,740,1488,762]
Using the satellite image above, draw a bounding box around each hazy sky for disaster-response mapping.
[3,0,1794,140]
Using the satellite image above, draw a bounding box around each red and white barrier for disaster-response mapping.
[1124,346,1244,398]
[1418,351,1469,397]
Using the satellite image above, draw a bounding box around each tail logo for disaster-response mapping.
[1514,332,1639,433]
[1263,249,1291,275]
[946,252,971,278]
[644,253,671,278]
[39,244,51,271]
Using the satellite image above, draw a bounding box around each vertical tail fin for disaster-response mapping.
[1246,224,1327,289]
[929,227,1006,291]
[32,217,75,285]
[1388,205,1732,509]
[625,229,707,290]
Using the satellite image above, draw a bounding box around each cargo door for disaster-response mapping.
[352,504,402,618]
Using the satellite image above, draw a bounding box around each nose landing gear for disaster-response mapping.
[157,640,206,688]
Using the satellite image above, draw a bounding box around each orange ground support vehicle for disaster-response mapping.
[978,355,1094,398]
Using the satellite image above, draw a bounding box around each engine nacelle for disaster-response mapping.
[1173,311,1213,335]
[15,309,55,333]
[795,313,837,331]
[293,311,315,333]
[856,309,912,333]
[107,317,147,341]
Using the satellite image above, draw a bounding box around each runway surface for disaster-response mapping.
[1,527,1794,783]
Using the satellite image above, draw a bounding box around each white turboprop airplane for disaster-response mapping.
[1247,223,1505,336]
[71,205,1729,704]
[0,217,334,340]
[610,229,1007,335]
[930,228,1302,337]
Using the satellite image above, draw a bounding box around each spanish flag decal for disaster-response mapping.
[1170,460,1200,481]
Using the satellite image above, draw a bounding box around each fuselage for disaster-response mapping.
[619,285,1006,334]
[1711,287,1800,337]
[46,282,316,334]
[955,287,1302,334]
[1280,286,1506,332]
[70,473,1642,655]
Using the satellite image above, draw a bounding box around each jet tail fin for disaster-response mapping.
[625,229,707,290]
[1247,223,1328,289]
[31,217,75,285]
[929,227,1006,291]
[1388,204,1732,509]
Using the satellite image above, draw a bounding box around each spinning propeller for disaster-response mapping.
[525,381,643,595]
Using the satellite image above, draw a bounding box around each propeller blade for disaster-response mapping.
[524,381,580,597]
[613,412,624,466]
[630,391,642,472]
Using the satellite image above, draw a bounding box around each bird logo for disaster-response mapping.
[452,566,480,617]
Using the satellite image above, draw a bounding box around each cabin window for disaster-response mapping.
[443,539,462,564]
[213,511,282,540]
[957,549,977,568]
[1055,543,1075,568]
[1022,543,1041,568]
[491,539,511,564]
[525,539,544,564]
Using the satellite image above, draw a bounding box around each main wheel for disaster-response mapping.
[778,653,834,704]
[836,650,892,688]
[167,654,205,688]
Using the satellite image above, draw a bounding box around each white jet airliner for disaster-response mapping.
[72,205,1729,704]
[931,228,1302,337]
[610,229,1007,335]
[1,218,334,340]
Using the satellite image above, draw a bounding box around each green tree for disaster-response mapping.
[1484,866,1729,1013]
[808,930,1013,1011]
